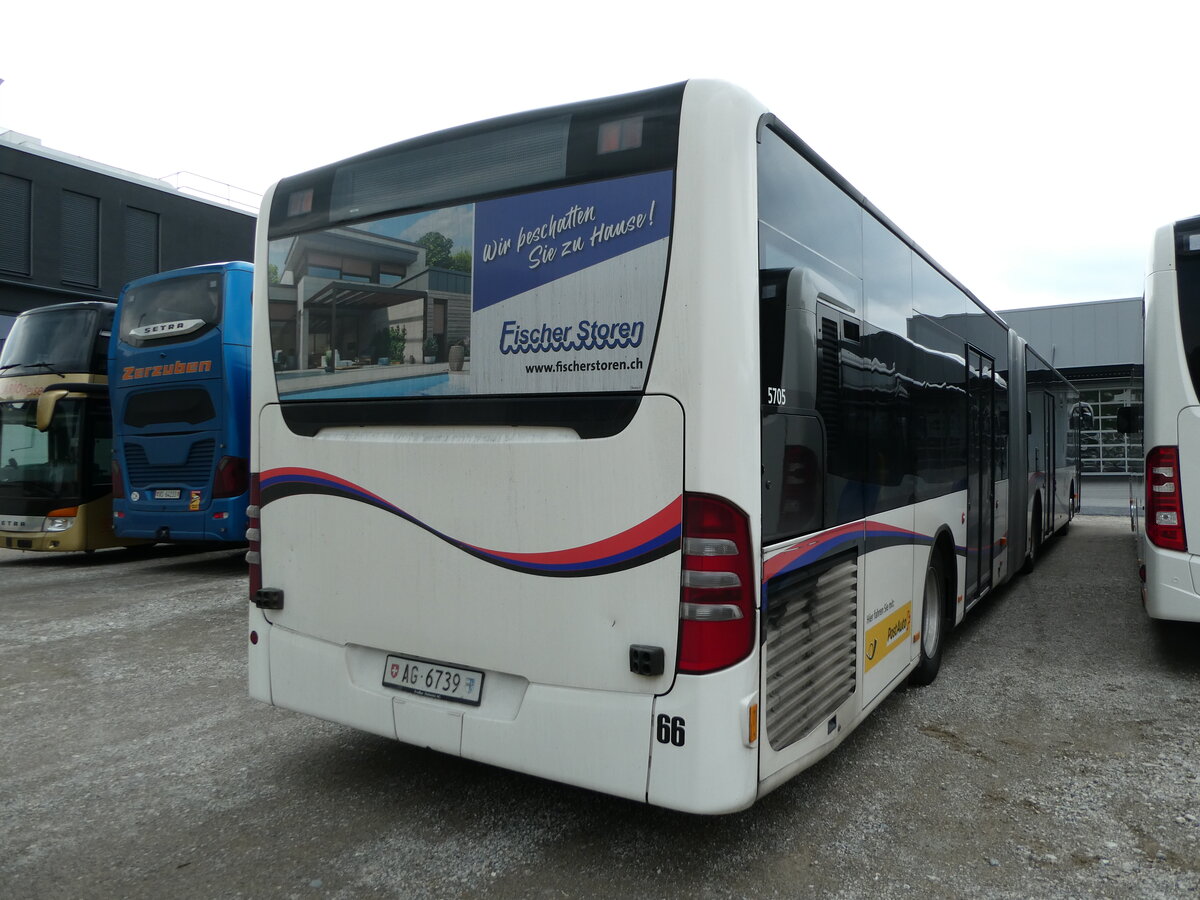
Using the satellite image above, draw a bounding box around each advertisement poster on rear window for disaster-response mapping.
[470,170,672,395]
[268,170,672,402]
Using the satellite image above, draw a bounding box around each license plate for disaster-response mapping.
[383,655,483,706]
[153,489,181,499]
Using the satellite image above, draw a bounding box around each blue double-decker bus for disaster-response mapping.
[109,261,253,543]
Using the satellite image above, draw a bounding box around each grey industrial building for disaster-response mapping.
[1003,297,1144,476]
[0,130,256,349]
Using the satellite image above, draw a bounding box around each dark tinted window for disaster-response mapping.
[757,129,995,542]
[758,129,862,278]
[0,397,82,500]
[269,84,684,241]
[124,389,216,427]
[1175,217,1200,398]
[761,413,824,543]
[88,401,113,492]
[862,215,911,337]
[0,306,101,375]
[119,273,223,347]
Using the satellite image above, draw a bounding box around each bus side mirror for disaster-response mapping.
[1116,405,1143,434]
[35,389,68,432]
[1069,402,1094,430]
[35,382,107,432]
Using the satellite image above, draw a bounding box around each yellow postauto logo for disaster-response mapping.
[864,602,912,673]
[122,360,213,381]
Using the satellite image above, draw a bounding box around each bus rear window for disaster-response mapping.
[266,170,672,406]
[124,388,216,427]
[1175,218,1200,401]
[120,274,223,347]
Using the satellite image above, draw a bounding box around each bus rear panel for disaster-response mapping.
[109,262,253,543]
[1142,216,1200,621]
[249,81,1078,813]
[251,84,737,809]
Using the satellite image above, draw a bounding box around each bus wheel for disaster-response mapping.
[1021,498,1042,575]
[1062,480,1076,534]
[909,556,946,686]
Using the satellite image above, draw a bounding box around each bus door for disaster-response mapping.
[965,348,995,606]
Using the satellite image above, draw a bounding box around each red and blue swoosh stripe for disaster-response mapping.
[764,521,936,583]
[259,467,681,578]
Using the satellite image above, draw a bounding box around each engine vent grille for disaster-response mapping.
[125,439,215,487]
[763,550,858,751]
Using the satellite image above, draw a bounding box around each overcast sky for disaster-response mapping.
[3,0,1198,310]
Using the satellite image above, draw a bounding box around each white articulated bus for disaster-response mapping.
[1134,215,1200,621]
[247,81,1079,814]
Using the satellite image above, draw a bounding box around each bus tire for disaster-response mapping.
[908,552,948,686]
[1061,480,1076,535]
[1021,496,1042,575]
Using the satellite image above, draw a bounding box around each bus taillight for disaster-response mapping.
[213,456,249,499]
[1147,446,1187,552]
[246,473,262,599]
[678,494,755,674]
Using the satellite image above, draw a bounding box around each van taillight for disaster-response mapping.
[1147,446,1187,552]
[213,456,249,499]
[678,494,756,674]
[111,457,124,500]
[246,473,261,599]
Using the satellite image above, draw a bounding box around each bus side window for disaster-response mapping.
[763,413,824,543]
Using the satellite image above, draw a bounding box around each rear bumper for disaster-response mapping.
[249,613,658,804]
[114,502,247,542]
[1144,545,1200,622]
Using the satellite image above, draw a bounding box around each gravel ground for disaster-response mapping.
[1,515,1197,899]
